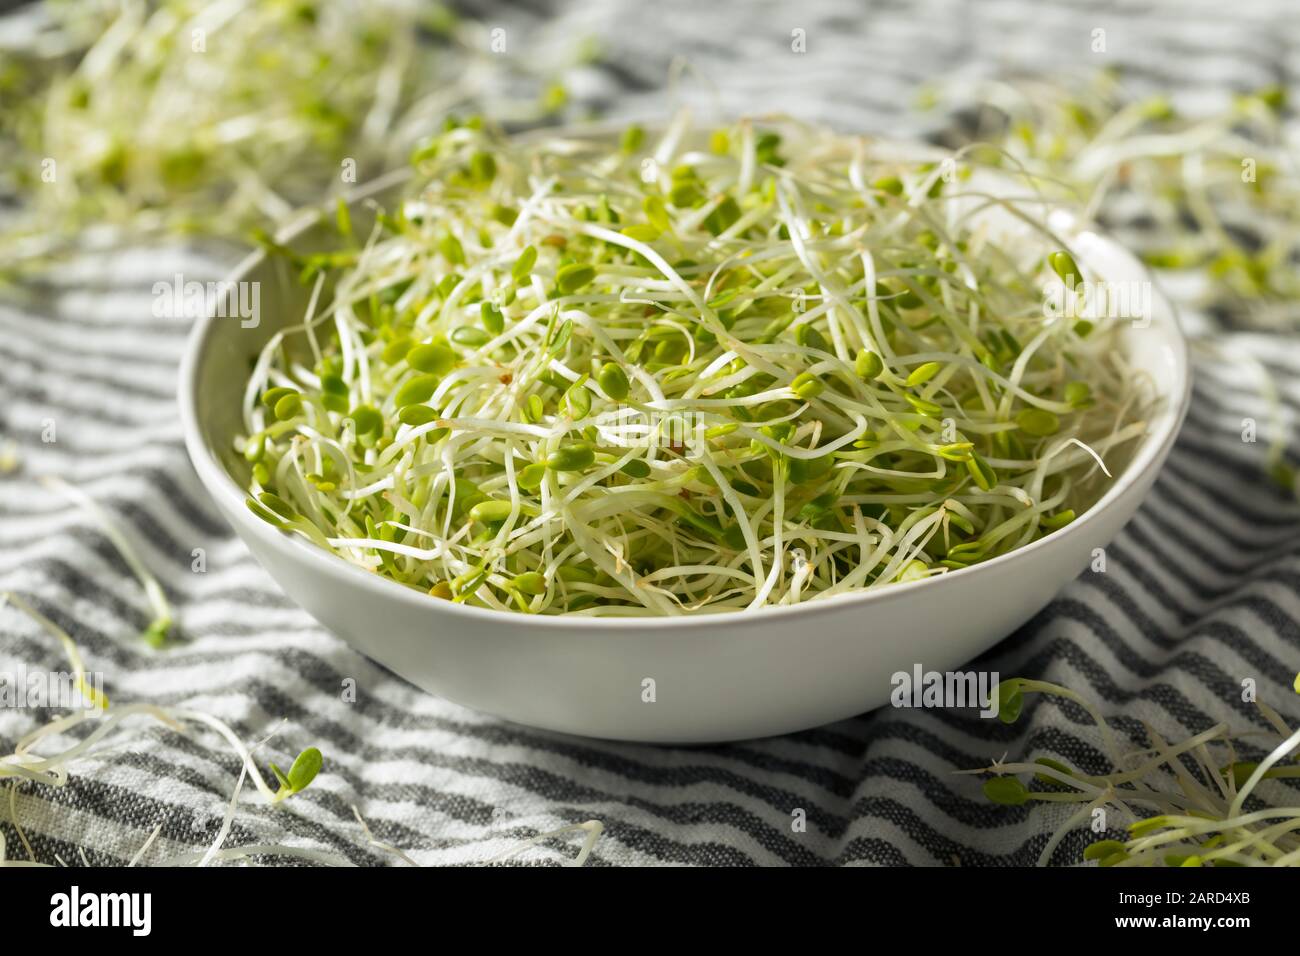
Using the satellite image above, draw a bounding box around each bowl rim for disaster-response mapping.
[178,133,1191,634]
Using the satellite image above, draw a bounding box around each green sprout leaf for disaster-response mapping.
[271,747,323,802]
[996,679,1024,724]
[983,776,1029,806]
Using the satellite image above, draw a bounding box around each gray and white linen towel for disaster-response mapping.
[2,0,1298,865]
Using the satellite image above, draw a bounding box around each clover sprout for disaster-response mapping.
[42,476,172,647]
[238,113,1150,616]
[969,675,1300,866]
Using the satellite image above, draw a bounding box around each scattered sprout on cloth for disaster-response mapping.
[0,589,601,866]
[0,592,328,866]
[239,112,1152,616]
[0,591,108,711]
[966,677,1300,867]
[0,477,597,866]
[41,476,173,647]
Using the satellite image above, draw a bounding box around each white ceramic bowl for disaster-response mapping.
[179,142,1189,743]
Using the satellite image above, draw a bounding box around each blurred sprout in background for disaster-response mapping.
[0,0,585,270]
[923,70,1300,332]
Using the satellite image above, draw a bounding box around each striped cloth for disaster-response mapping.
[2,0,1298,866]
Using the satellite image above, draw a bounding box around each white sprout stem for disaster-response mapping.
[478,820,604,867]
[41,476,172,635]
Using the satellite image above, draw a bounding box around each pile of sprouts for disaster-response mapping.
[239,113,1150,616]
[0,0,575,269]
[971,677,1300,867]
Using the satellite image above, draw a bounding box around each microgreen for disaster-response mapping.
[966,675,1300,866]
[1,596,328,870]
[0,0,471,267]
[0,0,584,275]
[1,592,108,711]
[269,748,324,803]
[238,114,1148,616]
[42,477,173,647]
